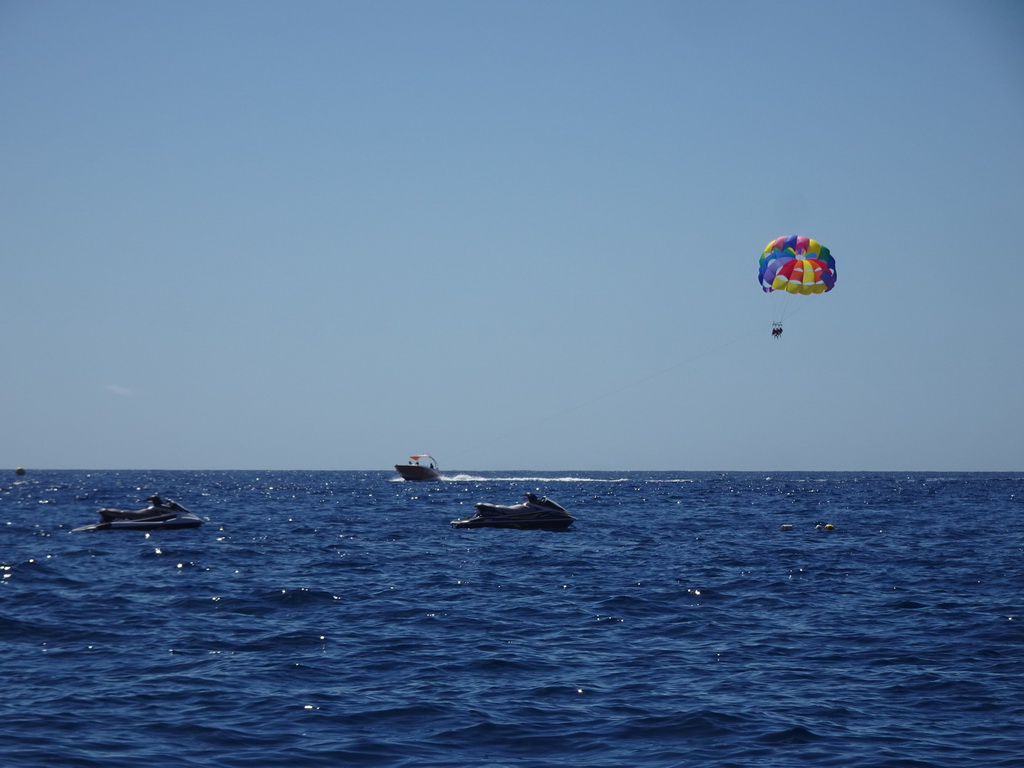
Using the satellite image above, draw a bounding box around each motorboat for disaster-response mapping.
[72,495,203,532]
[395,454,441,480]
[451,493,576,530]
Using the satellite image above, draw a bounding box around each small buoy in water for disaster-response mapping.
[780,524,794,531]
[14,467,25,476]
[825,524,835,530]
[815,522,835,531]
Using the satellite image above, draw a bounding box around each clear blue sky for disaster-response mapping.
[2,0,1021,471]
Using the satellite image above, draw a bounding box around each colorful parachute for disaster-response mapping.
[758,235,836,294]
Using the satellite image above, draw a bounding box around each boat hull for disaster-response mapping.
[73,512,203,532]
[450,515,574,530]
[394,465,441,481]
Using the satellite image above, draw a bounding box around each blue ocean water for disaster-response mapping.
[1,470,1021,767]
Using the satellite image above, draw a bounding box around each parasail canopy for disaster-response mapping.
[758,235,836,294]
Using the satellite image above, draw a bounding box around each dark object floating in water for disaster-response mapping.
[73,495,203,532]
[395,454,441,480]
[15,467,25,476]
[452,493,576,530]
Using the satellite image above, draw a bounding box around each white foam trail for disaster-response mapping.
[442,474,629,483]
[391,474,694,483]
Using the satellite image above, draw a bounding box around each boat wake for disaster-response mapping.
[443,474,629,483]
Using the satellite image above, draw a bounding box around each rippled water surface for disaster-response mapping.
[2,471,1022,767]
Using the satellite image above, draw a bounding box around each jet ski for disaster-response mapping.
[72,495,203,532]
[451,493,576,530]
